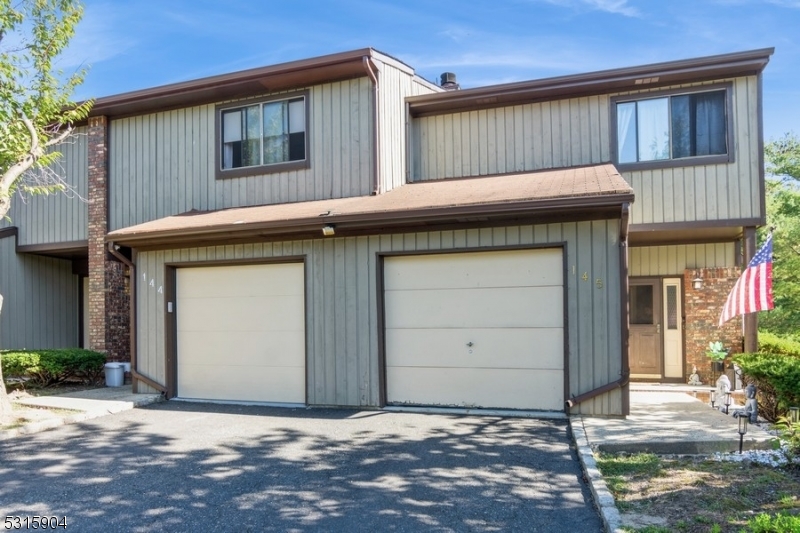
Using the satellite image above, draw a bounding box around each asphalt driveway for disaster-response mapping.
[0,402,601,532]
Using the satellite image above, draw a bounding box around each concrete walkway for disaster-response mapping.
[2,385,162,439]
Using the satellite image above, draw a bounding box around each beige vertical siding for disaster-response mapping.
[411,95,610,181]
[629,243,736,276]
[135,221,624,416]
[412,76,761,226]
[375,62,439,193]
[1,127,88,246]
[619,77,761,224]
[0,236,79,349]
[109,79,374,231]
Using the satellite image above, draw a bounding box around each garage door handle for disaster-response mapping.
[466,342,474,347]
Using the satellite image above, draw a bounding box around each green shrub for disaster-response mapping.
[734,352,800,422]
[758,331,800,358]
[1,349,106,386]
[745,512,800,532]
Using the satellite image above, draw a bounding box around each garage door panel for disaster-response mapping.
[385,249,563,290]
[177,330,305,368]
[384,249,564,412]
[385,327,563,369]
[178,263,304,298]
[177,295,304,332]
[385,286,563,329]
[178,364,305,403]
[388,367,564,411]
[177,262,305,404]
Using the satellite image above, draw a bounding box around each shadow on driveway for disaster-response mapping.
[0,402,601,532]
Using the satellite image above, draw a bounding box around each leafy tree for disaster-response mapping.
[760,133,800,336]
[0,0,91,424]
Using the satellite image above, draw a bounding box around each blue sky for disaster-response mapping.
[65,0,798,141]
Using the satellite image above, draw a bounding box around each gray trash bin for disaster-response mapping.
[104,363,124,387]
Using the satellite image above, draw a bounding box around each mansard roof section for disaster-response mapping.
[106,164,634,249]
[407,48,774,117]
[89,48,422,119]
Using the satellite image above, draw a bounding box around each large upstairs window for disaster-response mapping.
[217,92,308,178]
[613,85,733,169]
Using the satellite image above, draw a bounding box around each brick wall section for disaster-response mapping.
[87,116,130,362]
[684,267,742,383]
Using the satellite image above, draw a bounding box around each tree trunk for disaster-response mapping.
[0,295,14,425]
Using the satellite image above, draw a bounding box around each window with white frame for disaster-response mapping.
[615,87,730,166]
[219,94,307,174]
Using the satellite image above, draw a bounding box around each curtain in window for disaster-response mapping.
[636,98,669,161]
[694,92,726,156]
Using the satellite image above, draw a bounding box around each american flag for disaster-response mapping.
[719,234,774,326]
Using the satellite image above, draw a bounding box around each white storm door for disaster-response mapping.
[176,262,305,404]
[662,278,683,379]
[384,249,564,411]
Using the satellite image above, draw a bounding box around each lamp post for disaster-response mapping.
[724,392,732,415]
[710,390,716,409]
[738,415,748,454]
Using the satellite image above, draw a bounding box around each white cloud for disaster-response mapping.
[539,0,640,16]
[58,3,136,70]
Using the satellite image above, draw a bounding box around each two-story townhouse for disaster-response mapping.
[0,47,773,417]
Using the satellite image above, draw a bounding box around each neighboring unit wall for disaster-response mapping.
[411,76,761,226]
[619,77,761,225]
[0,235,79,349]
[0,126,89,246]
[135,221,624,415]
[108,79,374,231]
[411,95,610,181]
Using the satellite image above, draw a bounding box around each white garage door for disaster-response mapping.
[176,263,305,404]
[384,249,564,411]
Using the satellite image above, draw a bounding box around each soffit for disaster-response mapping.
[407,48,774,117]
[89,49,382,119]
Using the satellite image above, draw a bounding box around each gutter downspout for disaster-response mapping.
[363,56,381,195]
[565,203,632,414]
[107,241,167,395]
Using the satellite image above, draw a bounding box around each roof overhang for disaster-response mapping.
[407,48,774,117]
[107,164,635,250]
[628,219,762,246]
[89,48,407,119]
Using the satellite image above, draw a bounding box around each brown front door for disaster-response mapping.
[629,279,662,377]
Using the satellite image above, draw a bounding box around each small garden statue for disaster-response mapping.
[733,383,758,423]
[687,365,702,385]
[715,373,731,411]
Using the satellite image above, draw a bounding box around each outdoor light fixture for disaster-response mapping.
[724,392,732,415]
[692,270,704,290]
[322,225,335,236]
[790,407,800,425]
[738,415,748,454]
[710,390,716,409]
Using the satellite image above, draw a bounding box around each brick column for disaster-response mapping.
[684,267,742,383]
[87,116,130,362]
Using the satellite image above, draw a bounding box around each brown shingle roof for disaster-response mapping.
[107,164,633,248]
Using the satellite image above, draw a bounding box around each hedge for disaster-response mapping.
[756,331,800,358]
[733,351,800,423]
[1,349,106,387]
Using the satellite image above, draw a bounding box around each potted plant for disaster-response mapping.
[706,341,728,372]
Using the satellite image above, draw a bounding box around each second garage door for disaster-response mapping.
[176,262,305,404]
[384,249,564,411]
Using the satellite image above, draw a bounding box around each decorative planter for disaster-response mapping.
[711,360,725,373]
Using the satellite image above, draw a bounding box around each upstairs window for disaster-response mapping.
[217,93,308,178]
[614,86,732,168]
